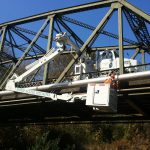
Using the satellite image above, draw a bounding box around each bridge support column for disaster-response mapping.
[43,16,54,85]
[118,4,124,74]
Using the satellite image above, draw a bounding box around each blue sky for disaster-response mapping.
[0,0,150,63]
[0,0,149,23]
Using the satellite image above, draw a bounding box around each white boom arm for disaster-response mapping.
[55,32,80,52]
[5,32,80,101]
[15,48,62,83]
[14,32,80,83]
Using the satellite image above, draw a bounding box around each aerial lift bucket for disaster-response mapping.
[86,83,117,112]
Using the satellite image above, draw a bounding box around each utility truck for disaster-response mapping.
[95,50,138,73]
[74,49,139,80]
[5,32,139,112]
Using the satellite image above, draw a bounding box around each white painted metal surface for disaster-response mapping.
[86,83,117,112]
[1,70,150,97]
[96,50,139,72]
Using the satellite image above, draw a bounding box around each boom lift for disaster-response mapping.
[5,32,74,101]
[5,32,122,112]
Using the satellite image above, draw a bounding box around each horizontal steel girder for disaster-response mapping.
[0,0,116,27]
[61,16,138,45]
[0,0,149,29]
[0,44,138,65]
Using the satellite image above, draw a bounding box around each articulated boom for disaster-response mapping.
[5,32,77,101]
[5,32,118,112]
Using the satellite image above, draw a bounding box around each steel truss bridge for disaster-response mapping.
[0,0,150,123]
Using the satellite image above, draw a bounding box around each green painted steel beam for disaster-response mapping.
[91,45,139,51]
[0,17,50,89]
[0,0,116,27]
[8,30,16,59]
[29,69,40,82]
[130,48,140,59]
[11,28,45,53]
[55,7,114,83]
[141,50,145,65]
[61,15,138,45]
[141,50,146,71]
[43,16,54,85]
[0,27,7,52]
[14,26,48,39]
[57,18,84,45]
[0,29,3,36]
[119,0,150,23]
[118,5,124,74]
[0,44,138,65]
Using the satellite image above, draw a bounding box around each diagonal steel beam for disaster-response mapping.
[43,16,54,85]
[11,28,46,53]
[0,27,7,52]
[8,30,16,59]
[55,7,114,83]
[6,30,39,60]
[0,17,50,89]
[0,51,17,63]
[55,20,62,32]
[5,40,35,58]
[15,26,48,39]
[29,68,41,82]
[119,0,150,23]
[131,48,140,59]
[57,18,84,45]
[0,29,3,37]
[123,9,150,50]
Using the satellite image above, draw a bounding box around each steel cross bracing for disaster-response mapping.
[0,17,115,65]
[0,0,149,120]
[14,26,48,39]
[0,0,149,89]
[61,16,138,45]
[124,9,150,50]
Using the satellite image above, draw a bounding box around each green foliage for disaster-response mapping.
[91,123,125,143]
[0,123,149,150]
[112,124,127,141]
[29,132,60,150]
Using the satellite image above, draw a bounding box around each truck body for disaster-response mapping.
[5,32,140,112]
[74,50,139,81]
[96,50,138,73]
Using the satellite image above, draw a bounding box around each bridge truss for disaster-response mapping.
[0,0,150,122]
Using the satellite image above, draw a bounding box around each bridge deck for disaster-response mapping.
[0,77,150,122]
